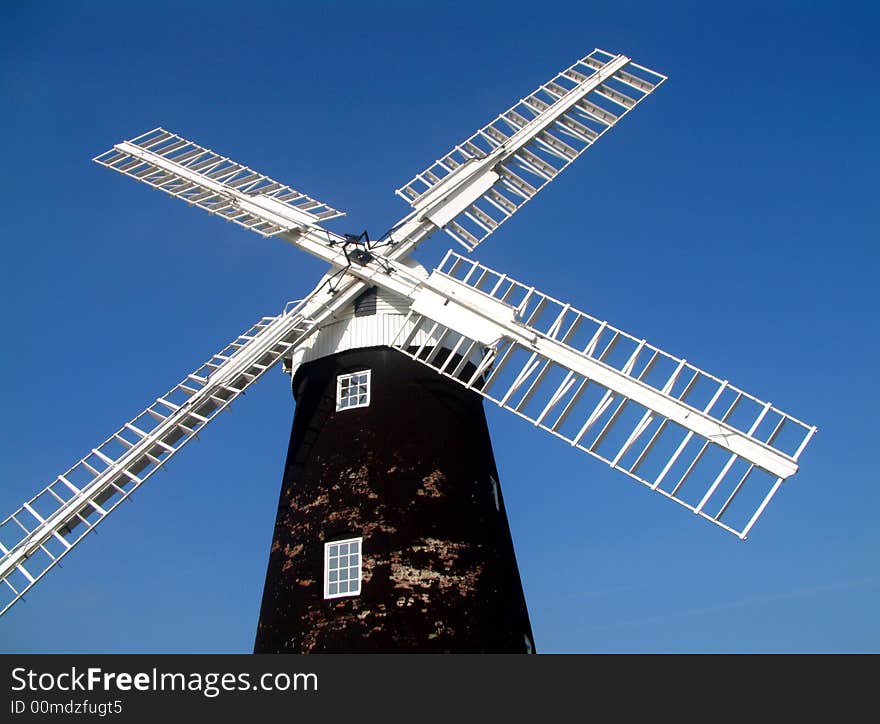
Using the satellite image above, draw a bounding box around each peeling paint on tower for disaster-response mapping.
[254,347,534,653]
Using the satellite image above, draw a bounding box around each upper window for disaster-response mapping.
[336,370,370,411]
[324,537,362,599]
[353,286,378,317]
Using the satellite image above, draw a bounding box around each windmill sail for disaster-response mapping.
[0,280,371,617]
[3,44,820,637]
[94,128,345,237]
[393,251,816,538]
[395,49,666,251]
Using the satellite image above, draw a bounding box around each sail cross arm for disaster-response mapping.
[0,280,368,617]
[394,49,666,252]
[95,128,345,237]
[392,251,816,538]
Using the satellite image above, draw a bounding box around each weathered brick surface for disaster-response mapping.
[254,347,534,653]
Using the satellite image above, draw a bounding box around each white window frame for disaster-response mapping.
[336,370,371,411]
[324,536,363,599]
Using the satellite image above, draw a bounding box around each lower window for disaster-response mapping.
[324,537,362,599]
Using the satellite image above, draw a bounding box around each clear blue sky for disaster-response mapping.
[1,0,877,653]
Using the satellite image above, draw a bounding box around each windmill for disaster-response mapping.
[0,48,816,652]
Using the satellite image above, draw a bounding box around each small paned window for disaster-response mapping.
[336,370,370,411]
[324,537,362,599]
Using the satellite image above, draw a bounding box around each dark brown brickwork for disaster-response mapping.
[253,347,534,653]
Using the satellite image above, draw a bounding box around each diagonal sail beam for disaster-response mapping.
[94,128,345,237]
[404,265,805,479]
[93,127,444,264]
[0,278,366,617]
[389,251,816,538]
[393,48,666,251]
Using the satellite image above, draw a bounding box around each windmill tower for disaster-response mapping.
[253,278,535,652]
[0,48,816,652]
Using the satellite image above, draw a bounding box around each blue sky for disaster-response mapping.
[1,0,877,653]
